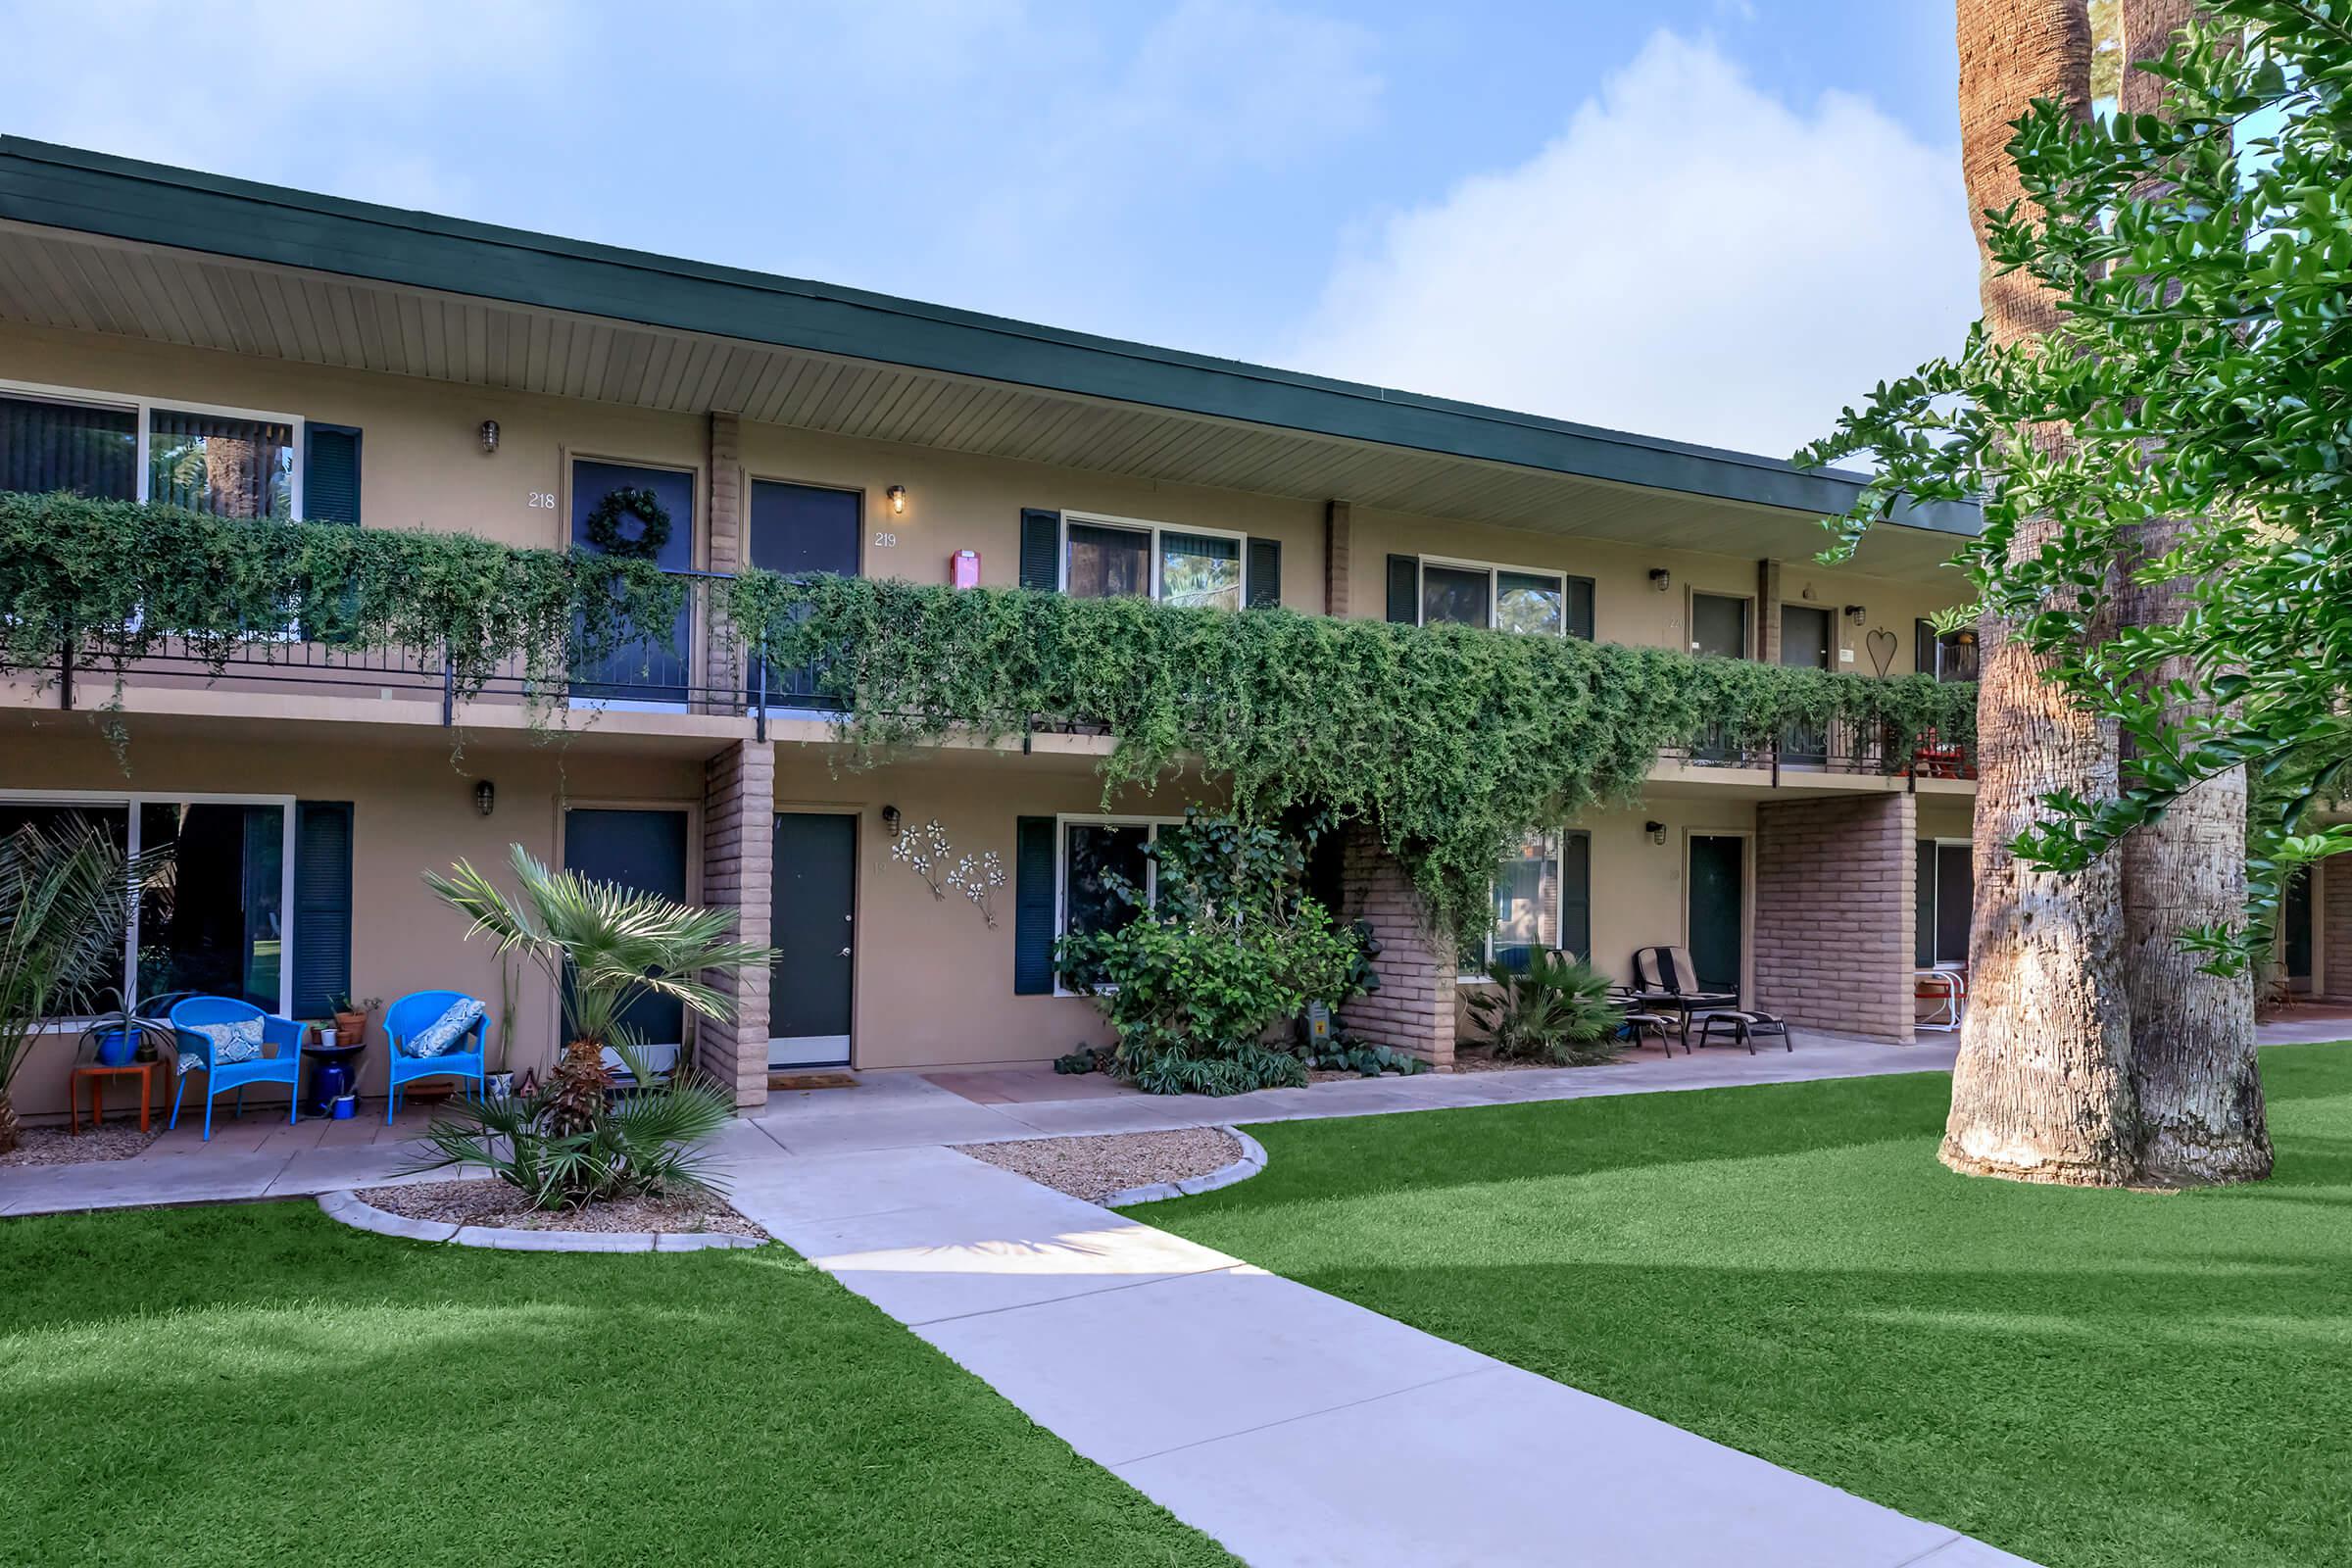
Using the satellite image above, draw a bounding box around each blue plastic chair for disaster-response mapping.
[384,991,490,1123]
[168,996,304,1142]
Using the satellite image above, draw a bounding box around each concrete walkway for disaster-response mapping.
[725,1137,2030,1568]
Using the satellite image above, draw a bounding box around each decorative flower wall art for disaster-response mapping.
[889,817,1007,927]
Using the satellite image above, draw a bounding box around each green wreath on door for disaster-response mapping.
[582,487,672,561]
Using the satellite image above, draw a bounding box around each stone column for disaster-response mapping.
[699,739,773,1107]
[1753,792,1916,1043]
[1335,823,1456,1067]
[1325,500,1353,618]
[706,412,746,711]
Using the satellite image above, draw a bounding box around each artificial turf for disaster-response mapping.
[1152,1043,2352,1568]
[0,1204,1235,1568]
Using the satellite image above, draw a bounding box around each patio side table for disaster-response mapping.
[71,1060,157,1135]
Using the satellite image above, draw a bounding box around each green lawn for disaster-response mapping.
[1153,1044,2352,1568]
[0,1205,1234,1567]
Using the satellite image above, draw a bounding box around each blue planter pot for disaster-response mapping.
[331,1095,358,1120]
[95,1029,138,1067]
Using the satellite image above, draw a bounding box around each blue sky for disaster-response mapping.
[2,0,1977,460]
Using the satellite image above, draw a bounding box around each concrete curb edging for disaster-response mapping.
[1102,1126,1268,1207]
[316,1189,764,1251]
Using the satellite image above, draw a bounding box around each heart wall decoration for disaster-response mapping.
[1865,626,1899,677]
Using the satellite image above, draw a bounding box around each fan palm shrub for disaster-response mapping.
[0,818,162,1153]
[1464,950,1625,1066]
[423,844,774,1137]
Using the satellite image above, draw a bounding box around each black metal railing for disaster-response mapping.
[1661,715,1977,783]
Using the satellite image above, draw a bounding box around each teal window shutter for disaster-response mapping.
[1916,840,1937,967]
[1915,619,1936,675]
[1386,555,1418,623]
[1560,830,1592,960]
[1245,537,1281,608]
[304,424,363,524]
[1013,815,1057,994]
[1566,576,1595,641]
[1020,510,1060,592]
[291,802,354,1017]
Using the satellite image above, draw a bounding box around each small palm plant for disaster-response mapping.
[0,819,164,1154]
[423,844,774,1136]
[1464,950,1626,1066]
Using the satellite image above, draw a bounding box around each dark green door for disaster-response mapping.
[1779,605,1832,763]
[1688,834,1744,998]
[2283,868,2314,993]
[771,812,856,1067]
[562,808,690,1061]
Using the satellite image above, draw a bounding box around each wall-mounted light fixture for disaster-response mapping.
[1843,604,1868,625]
[882,804,903,837]
[886,485,907,515]
[1643,820,1667,845]
[1647,568,1673,593]
[474,779,496,817]
[479,419,500,455]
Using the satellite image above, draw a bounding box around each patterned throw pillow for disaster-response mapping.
[189,1017,265,1066]
[401,999,486,1058]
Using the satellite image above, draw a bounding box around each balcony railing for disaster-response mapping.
[27,561,1976,784]
[1660,715,1978,782]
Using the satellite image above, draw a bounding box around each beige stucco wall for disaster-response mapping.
[1,718,702,1121]
[0,321,1971,645]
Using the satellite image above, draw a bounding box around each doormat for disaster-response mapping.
[768,1071,858,1091]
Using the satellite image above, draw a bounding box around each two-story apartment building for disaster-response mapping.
[0,138,1989,1121]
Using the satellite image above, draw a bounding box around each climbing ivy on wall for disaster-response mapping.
[729,573,1978,940]
[0,493,684,704]
[0,496,1977,946]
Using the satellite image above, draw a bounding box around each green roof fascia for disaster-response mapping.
[0,136,1977,537]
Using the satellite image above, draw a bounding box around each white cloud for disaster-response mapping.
[1285,30,1979,461]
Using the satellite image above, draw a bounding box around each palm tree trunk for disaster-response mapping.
[545,1037,611,1137]
[0,1092,19,1156]
[2115,0,2270,1183]
[1944,0,2140,1184]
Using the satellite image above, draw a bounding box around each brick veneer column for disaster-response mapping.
[699,739,772,1107]
[1753,792,1915,1043]
[1335,823,1456,1067]
[2321,860,2352,1001]
[1756,558,1782,663]
[706,412,746,711]
[1325,500,1352,617]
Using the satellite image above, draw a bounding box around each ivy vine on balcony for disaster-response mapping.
[0,493,684,708]
[732,573,1978,938]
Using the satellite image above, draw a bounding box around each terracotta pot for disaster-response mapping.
[333,1010,368,1046]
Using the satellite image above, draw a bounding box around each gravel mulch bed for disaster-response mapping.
[355,1178,767,1239]
[0,1124,161,1167]
[956,1127,1243,1205]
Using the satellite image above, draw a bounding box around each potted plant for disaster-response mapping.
[332,1054,369,1120]
[484,955,521,1102]
[76,986,176,1068]
[330,993,382,1048]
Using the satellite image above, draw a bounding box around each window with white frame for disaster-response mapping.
[0,796,293,1016]
[0,380,304,518]
[1411,556,1595,640]
[1061,514,1245,612]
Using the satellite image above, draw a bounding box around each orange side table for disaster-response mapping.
[71,1060,157,1135]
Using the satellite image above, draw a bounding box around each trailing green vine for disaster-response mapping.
[728,573,1977,940]
[0,493,685,707]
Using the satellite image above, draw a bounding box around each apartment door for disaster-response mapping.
[571,460,696,706]
[747,479,860,710]
[562,808,691,1069]
[2283,867,2314,994]
[1688,834,1745,999]
[771,811,857,1068]
[1690,594,1751,761]
[1779,605,1833,763]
